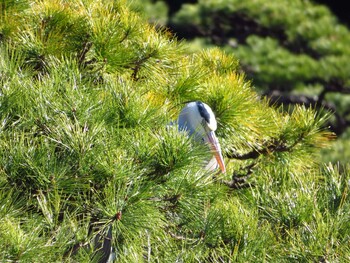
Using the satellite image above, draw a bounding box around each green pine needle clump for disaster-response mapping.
[0,0,348,262]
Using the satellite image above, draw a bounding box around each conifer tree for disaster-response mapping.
[0,0,349,262]
[159,0,350,164]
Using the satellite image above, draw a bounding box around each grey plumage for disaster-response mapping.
[178,101,226,173]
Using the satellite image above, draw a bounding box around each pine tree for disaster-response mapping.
[163,0,350,164]
[0,0,349,262]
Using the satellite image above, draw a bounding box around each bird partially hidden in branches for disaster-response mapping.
[178,101,226,173]
[178,101,253,189]
[66,101,225,263]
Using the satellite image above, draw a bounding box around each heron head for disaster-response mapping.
[178,101,226,173]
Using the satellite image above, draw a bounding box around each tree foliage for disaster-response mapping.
[0,0,349,262]
[152,0,350,164]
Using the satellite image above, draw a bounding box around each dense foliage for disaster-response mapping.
[0,0,349,262]
[140,0,350,164]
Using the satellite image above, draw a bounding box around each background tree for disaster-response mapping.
[0,0,349,262]
[137,0,350,164]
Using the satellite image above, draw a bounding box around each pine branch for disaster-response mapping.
[220,162,256,189]
[265,90,350,135]
[170,10,322,59]
[131,51,156,81]
[119,28,132,44]
[227,135,304,160]
[323,79,350,95]
[264,90,336,111]
[77,39,92,67]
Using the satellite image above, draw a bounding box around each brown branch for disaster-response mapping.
[77,40,92,67]
[168,10,321,59]
[324,79,350,94]
[227,135,303,160]
[119,28,132,43]
[223,134,304,188]
[227,141,286,160]
[131,52,154,81]
[221,178,253,189]
[221,162,257,189]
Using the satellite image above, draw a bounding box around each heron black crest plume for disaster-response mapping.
[196,101,211,124]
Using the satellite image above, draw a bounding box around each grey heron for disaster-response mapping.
[178,101,226,173]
